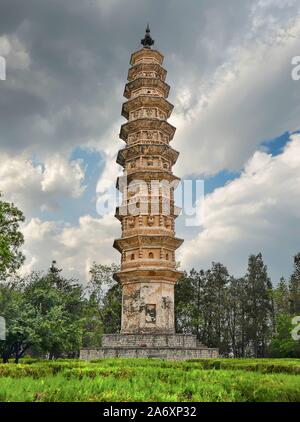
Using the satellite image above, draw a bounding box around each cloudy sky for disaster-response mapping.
[0,0,300,283]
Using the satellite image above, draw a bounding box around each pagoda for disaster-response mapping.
[80,27,218,359]
[113,24,182,335]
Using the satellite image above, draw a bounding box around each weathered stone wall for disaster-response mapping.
[102,333,197,348]
[80,347,219,361]
[80,334,219,361]
[121,281,175,333]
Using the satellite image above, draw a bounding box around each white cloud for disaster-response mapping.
[0,35,31,70]
[41,155,85,198]
[171,15,300,177]
[2,0,300,284]
[21,136,300,283]
[21,214,119,282]
[179,134,300,281]
[0,153,86,214]
[94,120,123,217]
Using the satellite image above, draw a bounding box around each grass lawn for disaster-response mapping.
[0,358,299,402]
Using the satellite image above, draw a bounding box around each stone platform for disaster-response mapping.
[80,334,218,360]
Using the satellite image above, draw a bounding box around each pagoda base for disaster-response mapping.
[80,334,218,360]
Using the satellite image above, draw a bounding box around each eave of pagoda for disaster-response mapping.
[130,48,164,66]
[113,234,184,253]
[119,118,176,141]
[123,78,170,99]
[116,170,180,190]
[127,63,167,82]
[114,268,182,285]
[116,143,179,167]
[121,96,174,120]
[115,205,181,221]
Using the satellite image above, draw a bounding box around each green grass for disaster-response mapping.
[0,358,299,402]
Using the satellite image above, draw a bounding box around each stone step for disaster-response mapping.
[102,333,198,349]
[80,346,219,361]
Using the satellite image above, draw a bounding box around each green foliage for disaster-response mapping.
[175,255,274,357]
[0,261,123,362]
[86,263,121,336]
[0,358,299,402]
[27,264,85,359]
[175,264,230,354]
[175,270,198,334]
[0,281,42,362]
[102,283,121,334]
[1,190,299,361]
[269,258,300,358]
[243,253,274,357]
[0,194,25,280]
[0,263,87,362]
[269,314,300,358]
[289,253,300,314]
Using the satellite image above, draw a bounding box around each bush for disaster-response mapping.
[0,358,300,402]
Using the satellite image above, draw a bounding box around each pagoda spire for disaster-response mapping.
[141,24,154,48]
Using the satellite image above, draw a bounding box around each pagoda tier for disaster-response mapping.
[114,234,183,255]
[124,77,170,99]
[127,63,167,82]
[116,171,180,191]
[122,96,173,120]
[116,143,179,168]
[115,205,181,222]
[130,48,164,66]
[114,31,183,335]
[119,118,176,143]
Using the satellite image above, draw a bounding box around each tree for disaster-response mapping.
[88,263,119,308]
[176,264,230,355]
[244,253,274,357]
[200,262,230,354]
[25,262,85,359]
[225,277,248,357]
[0,194,25,280]
[0,279,42,363]
[102,283,122,334]
[83,263,121,344]
[269,313,300,358]
[273,277,290,315]
[268,258,300,358]
[0,263,87,362]
[289,253,300,314]
[175,269,204,336]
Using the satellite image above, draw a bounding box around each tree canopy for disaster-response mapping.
[0,194,25,280]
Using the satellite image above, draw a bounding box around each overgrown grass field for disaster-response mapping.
[0,358,300,402]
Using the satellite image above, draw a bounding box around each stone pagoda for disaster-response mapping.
[80,26,218,360]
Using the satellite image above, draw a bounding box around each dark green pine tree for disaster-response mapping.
[102,283,122,334]
[244,253,273,357]
[273,277,290,315]
[202,262,229,354]
[269,274,300,358]
[288,253,300,314]
[225,277,248,357]
[175,269,201,335]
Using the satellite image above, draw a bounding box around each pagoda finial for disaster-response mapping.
[141,24,154,48]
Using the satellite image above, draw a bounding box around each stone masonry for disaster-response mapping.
[80,26,218,360]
